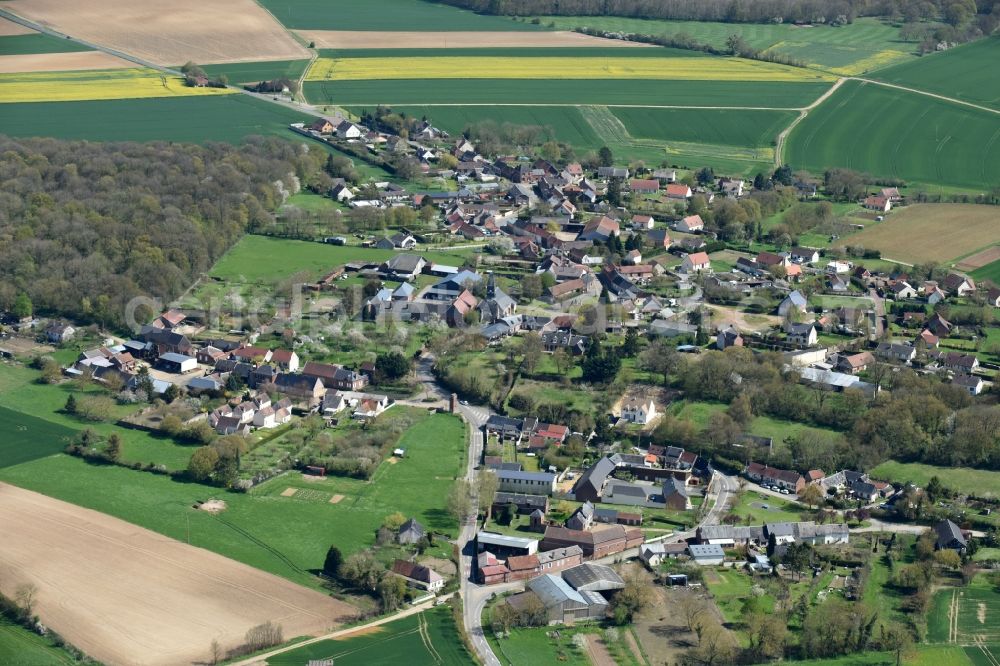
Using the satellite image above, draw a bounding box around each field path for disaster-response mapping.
[0,482,354,666]
[227,597,448,666]
[774,76,847,166]
[854,77,1000,115]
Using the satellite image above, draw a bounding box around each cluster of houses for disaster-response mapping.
[743,463,895,503]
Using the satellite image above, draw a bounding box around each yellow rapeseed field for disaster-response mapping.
[306,56,834,83]
[828,49,913,76]
[0,68,236,103]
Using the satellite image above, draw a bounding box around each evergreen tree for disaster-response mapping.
[323,546,344,578]
[64,394,77,414]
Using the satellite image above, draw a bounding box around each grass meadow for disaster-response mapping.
[874,36,1000,111]
[0,32,91,55]
[200,59,311,85]
[0,95,308,143]
[258,0,538,31]
[0,617,77,666]
[308,78,831,107]
[268,607,473,665]
[870,460,1000,499]
[0,410,467,589]
[785,80,1000,190]
[0,68,236,103]
[209,235,474,283]
[533,16,918,74]
[0,404,76,470]
[0,363,195,471]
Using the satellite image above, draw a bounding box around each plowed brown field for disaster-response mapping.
[0,483,354,666]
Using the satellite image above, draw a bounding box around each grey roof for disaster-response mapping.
[662,476,687,498]
[574,456,617,498]
[159,352,194,363]
[689,544,725,558]
[498,470,556,483]
[605,480,657,500]
[399,518,425,537]
[477,531,538,549]
[529,574,586,606]
[385,253,424,273]
[934,519,967,548]
[494,492,547,509]
[561,563,625,592]
[786,290,807,306]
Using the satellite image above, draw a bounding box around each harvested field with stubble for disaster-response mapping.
[0,482,355,666]
[3,0,308,65]
[297,29,649,49]
[0,50,131,73]
[832,204,1000,265]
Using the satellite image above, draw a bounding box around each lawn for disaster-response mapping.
[0,617,77,666]
[268,606,474,666]
[533,16,918,74]
[0,32,92,55]
[209,235,474,283]
[486,627,600,666]
[670,400,726,427]
[874,36,1000,111]
[200,59,311,85]
[508,379,596,414]
[785,80,1000,191]
[704,568,754,624]
[257,0,540,30]
[830,204,1000,266]
[0,95,310,143]
[306,78,832,108]
[747,415,843,454]
[869,460,1000,499]
[0,410,467,589]
[731,490,807,523]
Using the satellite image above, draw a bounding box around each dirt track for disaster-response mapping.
[4,0,309,65]
[296,29,651,49]
[0,16,33,35]
[0,51,132,73]
[0,483,355,666]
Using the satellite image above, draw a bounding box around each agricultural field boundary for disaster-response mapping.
[854,75,1000,116]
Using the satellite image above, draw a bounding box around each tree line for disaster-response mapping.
[437,0,943,25]
[0,136,325,328]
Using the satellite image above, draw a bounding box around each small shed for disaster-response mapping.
[157,352,197,373]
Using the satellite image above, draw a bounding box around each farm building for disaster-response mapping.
[156,352,197,373]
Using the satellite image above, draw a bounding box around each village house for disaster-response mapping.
[620,398,657,425]
[875,341,916,363]
[391,559,444,592]
[674,214,704,233]
[629,178,659,195]
[681,251,711,273]
[863,195,892,212]
[790,247,820,265]
[952,373,984,395]
[497,469,557,496]
[777,290,808,316]
[631,214,654,230]
[837,351,873,374]
[664,183,693,200]
[745,462,805,493]
[785,322,818,347]
[716,326,743,350]
[942,273,976,296]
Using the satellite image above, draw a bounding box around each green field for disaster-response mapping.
[269,607,473,665]
[209,235,474,283]
[0,410,466,588]
[971,259,1000,285]
[200,60,311,85]
[612,107,795,147]
[874,36,1000,111]
[0,95,309,143]
[928,577,1000,647]
[533,16,917,74]
[0,363,195,471]
[786,80,1000,190]
[793,645,975,665]
[0,404,76,469]
[308,79,831,107]
[0,617,77,666]
[870,460,1000,499]
[257,0,538,30]
[320,46,708,59]
[0,32,91,55]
